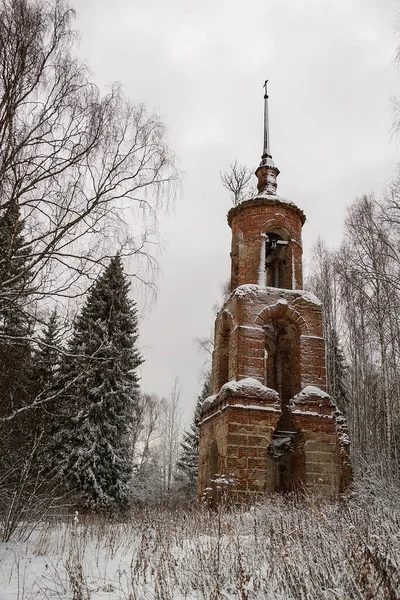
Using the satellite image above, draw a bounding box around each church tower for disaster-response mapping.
[198,84,352,501]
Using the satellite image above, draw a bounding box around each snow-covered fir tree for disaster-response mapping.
[28,309,64,455]
[177,373,211,497]
[48,255,143,512]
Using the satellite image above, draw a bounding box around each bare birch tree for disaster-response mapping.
[0,0,179,335]
[308,194,400,475]
[160,378,182,503]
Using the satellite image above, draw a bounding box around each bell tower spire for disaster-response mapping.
[255,80,280,195]
[263,79,271,159]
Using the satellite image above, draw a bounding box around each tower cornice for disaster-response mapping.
[227,196,306,228]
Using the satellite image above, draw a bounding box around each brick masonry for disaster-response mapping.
[198,182,352,503]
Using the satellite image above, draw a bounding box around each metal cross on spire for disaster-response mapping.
[263,80,271,159]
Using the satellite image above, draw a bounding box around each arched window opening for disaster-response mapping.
[264,319,301,409]
[275,320,301,409]
[265,231,289,288]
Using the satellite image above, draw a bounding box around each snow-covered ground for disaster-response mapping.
[0,477,399,599]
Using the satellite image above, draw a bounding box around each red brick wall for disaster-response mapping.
[199,194,351,502]
[228,199,305,291]
[211,288,326,394]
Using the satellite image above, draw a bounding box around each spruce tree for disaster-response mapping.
[177,373,211,496]
[48,255,143,512]
[28,309,64,451]
[31,309,63,397]
[0,200,33,467]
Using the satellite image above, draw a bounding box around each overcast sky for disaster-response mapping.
[73,0,400,420]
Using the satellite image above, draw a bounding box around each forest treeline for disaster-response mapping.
[0,0,190,536]
[308,191,400,476]
[1,0,400,544]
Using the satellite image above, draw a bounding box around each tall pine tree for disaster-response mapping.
[177,373,211,497]
[48,256,143,512]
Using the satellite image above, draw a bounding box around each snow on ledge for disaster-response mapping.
[231,285,321,305]
[202,394,217,411]
[294,291,322,306]
[202,378,279,414]
[293,386,330,402]
[233,284,262,298]
[230,193,305,220]
[220,377,279,401]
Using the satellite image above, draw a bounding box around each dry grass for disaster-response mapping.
[0,474,399,599]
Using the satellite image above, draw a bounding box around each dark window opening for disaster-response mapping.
[264,320,300,408]
[265,232,289,288]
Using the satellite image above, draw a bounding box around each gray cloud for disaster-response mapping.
[73,0,400,417]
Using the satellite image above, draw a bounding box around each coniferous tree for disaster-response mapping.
[177,373,211,496]
[328,327,348,413]
[28,309,64,451]
[0,200,31,327]
[48,255,143,512]
[31,310,63,397]
[0,200,33,468]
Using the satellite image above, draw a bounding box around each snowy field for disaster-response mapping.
[0,478,399,600]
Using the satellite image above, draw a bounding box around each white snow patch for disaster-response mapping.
[233,284,262,298]
[201,408,222,423]
[296,291,322,305]
[220,377,279,400]
[254,192,295,205]
[202,394,217,411]
[276,298,288,306]
[293,386,330,402]
[231,285,321,306]
[232,193,304,216]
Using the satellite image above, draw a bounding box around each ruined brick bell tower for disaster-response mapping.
[198,83,351,501]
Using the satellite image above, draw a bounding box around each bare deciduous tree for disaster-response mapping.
[0,0,179,335]
[160,378,182,503]
[308,194,400,475]
[220,160,253,205]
